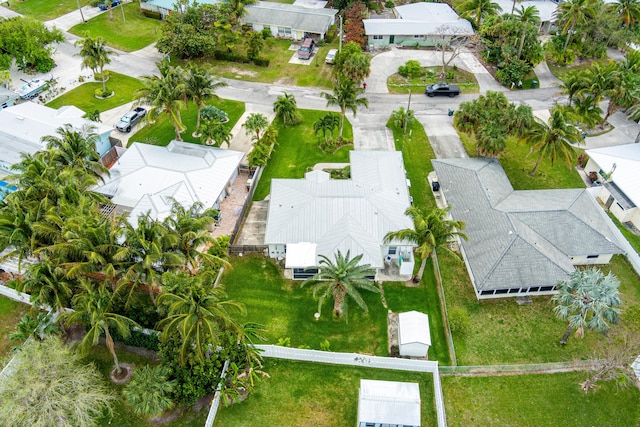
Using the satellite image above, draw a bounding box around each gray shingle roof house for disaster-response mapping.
[264,151,416,279]
[364,3,473,48]
[432,158,625,299]
[242,1,338,40]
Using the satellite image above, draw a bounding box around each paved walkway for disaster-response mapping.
[228,103,276,154]
[533,61,561,89]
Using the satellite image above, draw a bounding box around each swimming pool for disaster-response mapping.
[0,181,17,201]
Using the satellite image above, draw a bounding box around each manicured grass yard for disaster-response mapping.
[46,71,144,113]
[69,3,163,52]
[215,359,437,427]
[253,109,353,201]
[221,255,388,355]
[0,297,30,358]
[129,99,245,147]
[388,66,480,94]
[443,372,640,427]
[9,0,91,21]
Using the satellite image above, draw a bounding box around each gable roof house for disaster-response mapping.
[432,158,625,299]
[242,2,338,40]
[364,3,473,48]
[93,141,244,224]
[0,102,114,176]
[264,151,415,280]
[585,144,640,230]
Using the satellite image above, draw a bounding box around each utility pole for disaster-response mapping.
[404,89,412,137]
[339,15,343,52]
[76,0,86,23]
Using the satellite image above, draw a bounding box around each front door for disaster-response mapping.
[389,35,395,44]
[605,195,615,209]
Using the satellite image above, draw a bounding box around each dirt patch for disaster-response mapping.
[229,67,258,78]
[275,77,295,85]
[110,363,134,384]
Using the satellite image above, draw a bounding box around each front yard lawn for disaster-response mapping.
[129,99,245,147]
[215,359,437,427]
[46,71,144,113]
[9,0,91,21]
[388,66,479,95]
[68,3,163,52]
[0,297,30,358]
[443,372,640,427]
[252,109,352,201]
[221,255,388,355]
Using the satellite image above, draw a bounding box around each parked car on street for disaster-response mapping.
[425,82,460,97]
[98,0,121,10]
[325,49,337,64]
[115,107,146,132]
[297,38,315,60]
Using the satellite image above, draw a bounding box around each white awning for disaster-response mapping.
[285,243,317,268]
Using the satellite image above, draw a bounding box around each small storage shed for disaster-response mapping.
[357,379,421,427]
[398,311,431,358]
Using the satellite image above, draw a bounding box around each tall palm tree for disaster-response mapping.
[227,0,257,23]
[553,268,622,345]
[184,66,227,131]
[75,35,115,93]
[302,250,378,320]
[515,5,540,59]
[134,63,187,141]
[242,113,269,142]
[63,279,140,374]
[273,92,299,128]
[611,0,640,27]
[582,62,615,104]
[157,270,245,365]
[523,108,584,176]
[384,206,468,281]
[557,70,588,105]
[555,0,597,50]
[458,0,502,28]
[602,69,640,124]
[321,79,369,139]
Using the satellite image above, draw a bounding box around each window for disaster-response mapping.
[528,286,540,292]
[292,268,318,279]
[540,286,554,292]
[481,290,495,296]
[277,27,291,36]
[586,255,599,259]
[508,288,519,294]
[413,35,424,39]
[388,247,397,255]
[495,289,509,294]
[373,35,383,40]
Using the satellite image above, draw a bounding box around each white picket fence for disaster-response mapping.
[204,359,230,427]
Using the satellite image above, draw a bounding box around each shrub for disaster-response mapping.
[213,50,250,64]
[142,10,162,19]
[385,0,394,7]
[448,307,470,335]
[398,60,424,78]
[94,88,113,98]
[252,57,270,67]
[261,27,272,39]
[577,154,589,168]
[109,327,160,351]
[94,70,110,81]
[201,105,228,123]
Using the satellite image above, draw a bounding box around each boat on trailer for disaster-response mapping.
[15,78,49,99]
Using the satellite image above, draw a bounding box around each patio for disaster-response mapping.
[211,172,252,239]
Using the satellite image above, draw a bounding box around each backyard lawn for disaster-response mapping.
[0,297,30,358]
[215,359,437,427]
[387,66,480,94]
[129,99,245,147]
[607,212,640,255]
[252,109,353,201]
[443,372,640,427]
[46,71,144,113]
[192,38,337,88]
[9,0,91,21]
[68,3,163,52]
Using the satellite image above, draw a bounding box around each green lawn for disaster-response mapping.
[388,67,480,94]
[607,212,640,255]
[68,3,163,52]
[443,372,640,427]
[129,99,245,147]
[458,132,586,190]
[0,297,30,358]
[252,109,352,201]
[191,39,337,89]
[46,71,144,114]
[221,255,388,355]
[546,58,610,80]
[85,346,208,427]
[9,0,91,21]
[215,359,437,427]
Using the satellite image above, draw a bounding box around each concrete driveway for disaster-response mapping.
[416,114,468,159]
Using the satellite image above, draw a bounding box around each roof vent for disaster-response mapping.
[16,116,24,120]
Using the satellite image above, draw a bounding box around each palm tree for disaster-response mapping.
[557,71,588,105]
[321,79,369,139]
[302,250,378,319]
[476,123,507,157]
[570,94,603,128]
[123,365,176,418]
[313,114,340,142]
[242,113,269,142]
[523,108,584,176]
[75,35,115,93]
[157,270,245,365]
[555,0,597,50]
[13,261,74,313]
[198,118,232,147]
[611,0,640,27]
[273,92,299,128]
[63,279,140,374]
[602,69,640,124]
[384,206,468,281]
[458,0,502,28]
[515,6,540,59]
[392,106,415,130]
[134,63,187,141]
[582,62,615,104]
[184,66,227,131]
[227,0,257,23]
[553,268,622,345]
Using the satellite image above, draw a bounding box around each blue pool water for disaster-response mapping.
[0,181,17,201]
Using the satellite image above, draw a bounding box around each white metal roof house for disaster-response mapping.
[585,144,640,231]
[0,102,113,176]
[432,158,625,299]
[364,3,473,48]
[264,151,415,279]
[93,141,244,224]
[357,379,421,427]
[398,311,431,358]
[242,1,338,40]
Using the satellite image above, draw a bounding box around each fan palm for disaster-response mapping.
[321,79,369,139]
[123,365,176,418]
[302,250,378,320]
